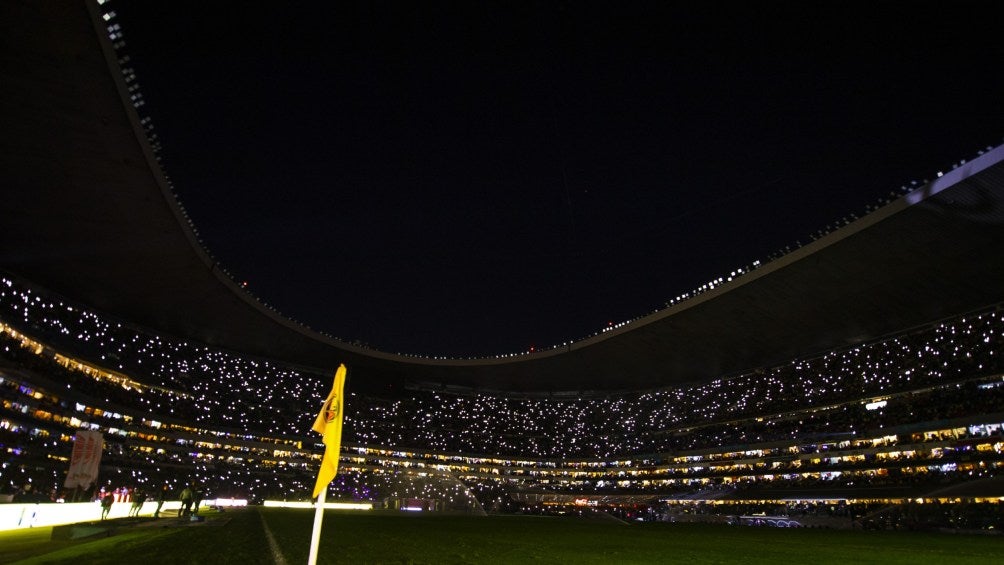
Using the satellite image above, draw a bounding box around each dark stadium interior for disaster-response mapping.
[2,0,1004,538]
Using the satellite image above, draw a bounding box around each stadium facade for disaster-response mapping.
[2,1,1004,529]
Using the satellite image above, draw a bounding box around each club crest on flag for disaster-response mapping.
[325,394,340,422]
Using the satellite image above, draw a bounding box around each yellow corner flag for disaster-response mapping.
[312,363,346,499]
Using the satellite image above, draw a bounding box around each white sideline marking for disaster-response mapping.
[259,509,289,565]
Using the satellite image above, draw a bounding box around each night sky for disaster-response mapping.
[111,1,1004,358]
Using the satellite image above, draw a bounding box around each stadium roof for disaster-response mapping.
[3,1,1004,394]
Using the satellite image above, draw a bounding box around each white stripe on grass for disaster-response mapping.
[259,509,289,565]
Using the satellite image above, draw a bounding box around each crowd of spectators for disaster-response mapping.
[2,275,1003,527]
[3,276,1001,458]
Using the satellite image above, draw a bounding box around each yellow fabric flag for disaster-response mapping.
[312,364,346,499]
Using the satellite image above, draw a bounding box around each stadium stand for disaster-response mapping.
[2,1,1004,532]
[2,275,1003,528]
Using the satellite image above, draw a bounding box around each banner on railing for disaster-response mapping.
[64,430,103,489]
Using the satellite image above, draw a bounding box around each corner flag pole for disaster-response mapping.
[308,488,326,565]
[307,364,347,565]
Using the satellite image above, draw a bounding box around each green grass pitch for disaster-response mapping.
[3,508,1003,564]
